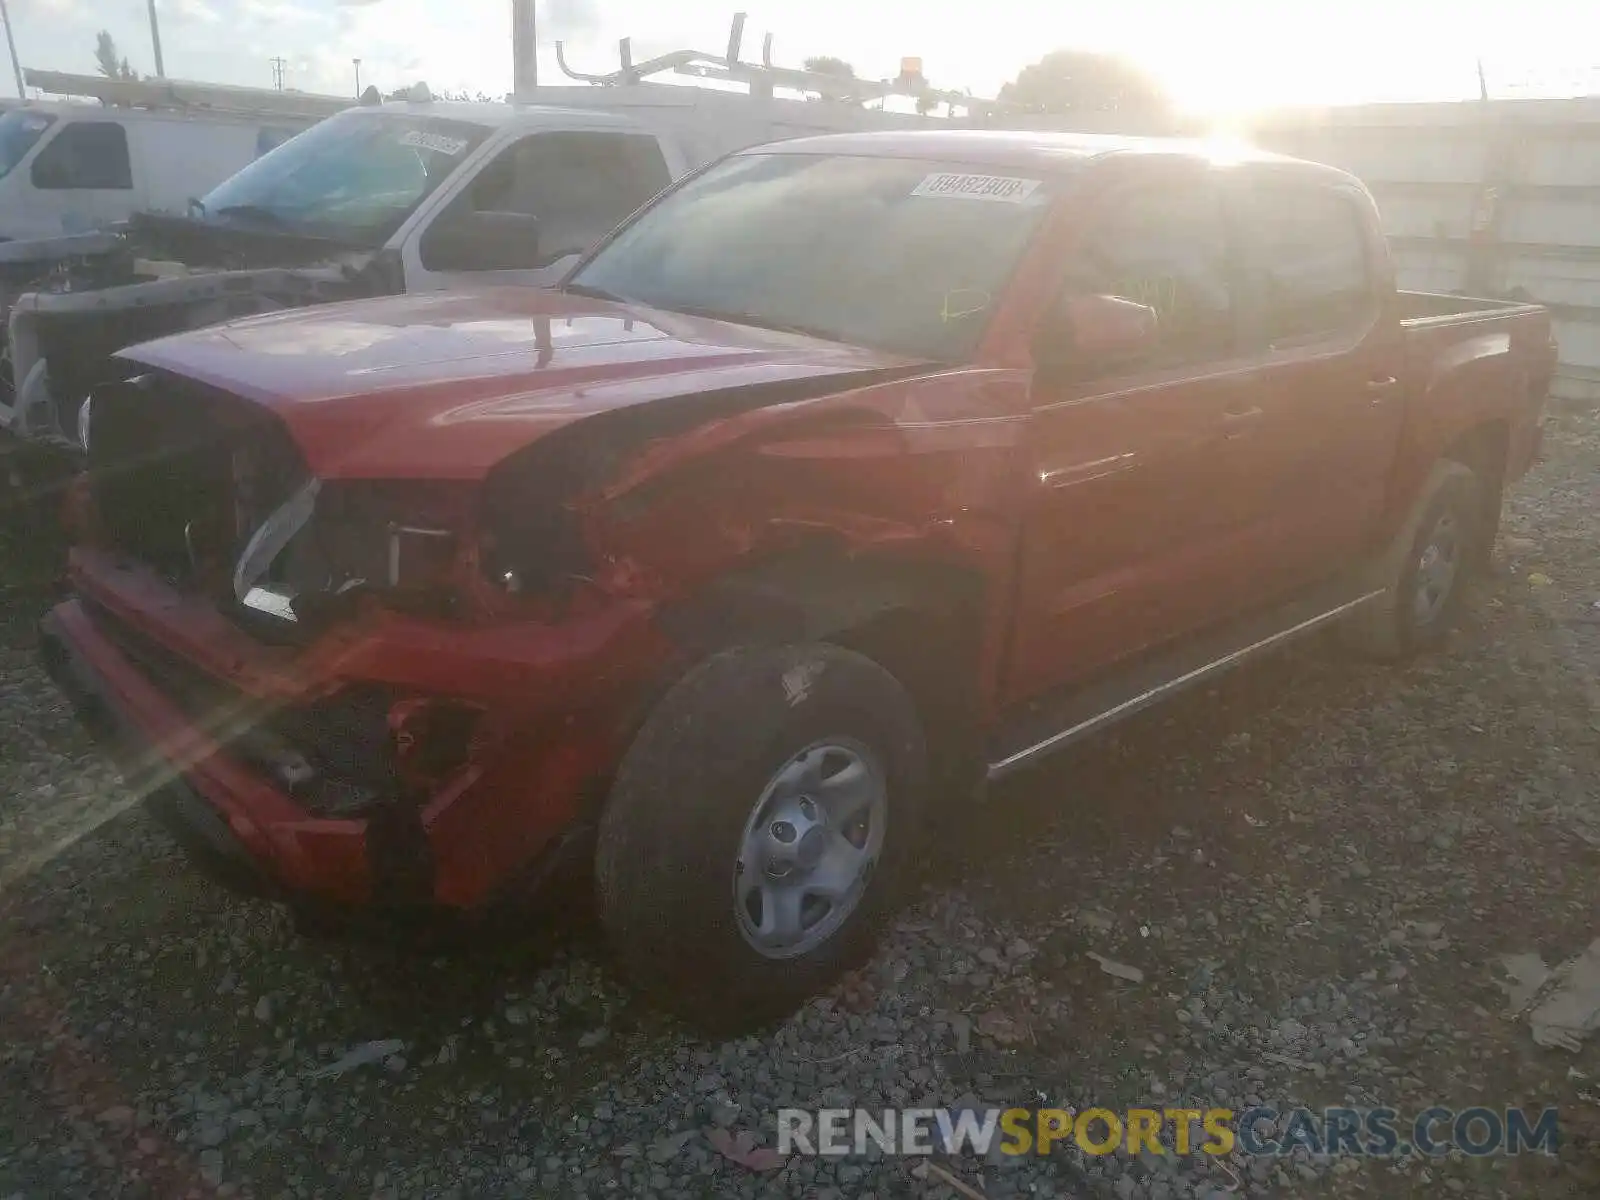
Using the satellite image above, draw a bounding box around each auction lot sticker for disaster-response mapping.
[398,130,470,156]
[911,173,1043,203]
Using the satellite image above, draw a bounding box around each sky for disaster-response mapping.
[4,0,1600,114]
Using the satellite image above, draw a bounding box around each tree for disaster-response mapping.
[94,31,137,81]
[799,55,862,104]
[802,56,855,80]
[998,50,1170,129]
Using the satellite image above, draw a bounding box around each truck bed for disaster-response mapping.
[1397,289,1544,327]
[1395,289,1555,494]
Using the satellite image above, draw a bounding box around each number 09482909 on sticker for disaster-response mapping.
[911,172,1044,203]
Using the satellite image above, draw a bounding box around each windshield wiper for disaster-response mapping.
[665,303,849,346]
[563,282,628,303]
[214,204,291,228]
[564,289,851,347]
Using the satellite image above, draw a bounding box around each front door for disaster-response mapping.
[23,119,136,235]
[405,130,673,292]
[1004,171,1271,705]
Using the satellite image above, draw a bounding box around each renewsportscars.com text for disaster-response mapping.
[776,1105,1560,1158]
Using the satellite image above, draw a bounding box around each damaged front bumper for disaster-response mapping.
[39,598,376,904]
[35,562,638,915]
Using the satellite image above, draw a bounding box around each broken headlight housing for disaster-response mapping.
[234,479,473,626]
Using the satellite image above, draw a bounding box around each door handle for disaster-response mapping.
[1220,406,1262,439]
[1365,376,1400,403]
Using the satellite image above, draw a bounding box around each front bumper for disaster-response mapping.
[40,598,387,906]
[38,582,627,915]
[40,606,278,898]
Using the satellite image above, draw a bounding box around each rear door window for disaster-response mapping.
[30,121,133,190]
[1233,182,1374,346]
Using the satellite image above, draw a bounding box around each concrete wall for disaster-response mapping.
[1253,96,1600,404]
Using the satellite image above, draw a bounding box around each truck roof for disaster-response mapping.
[747,128,1343,178]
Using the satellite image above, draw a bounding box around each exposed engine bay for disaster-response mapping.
[85,374,471,643]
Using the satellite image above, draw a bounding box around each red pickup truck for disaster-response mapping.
[40,131,1554,1021]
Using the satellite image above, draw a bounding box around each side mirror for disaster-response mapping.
[1034,293,1160,381]
[422,209,542,273]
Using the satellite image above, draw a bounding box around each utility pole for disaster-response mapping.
[269,56,287,91]
[512,0,537,96]
[352,57,361,97]
[0,0,24,99]
[146,0,166,78]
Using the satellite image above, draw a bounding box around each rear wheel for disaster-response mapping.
[1342,460,1485,660]
[595,643,926,1026]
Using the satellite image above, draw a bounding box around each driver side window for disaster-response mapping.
[1056,181,1234,376]
[422,131,671,273]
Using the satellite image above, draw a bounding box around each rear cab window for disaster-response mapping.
[31,121,132,190]
[1231,177,1376,347]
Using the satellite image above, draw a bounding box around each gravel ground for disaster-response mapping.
[2,409,1599,1199]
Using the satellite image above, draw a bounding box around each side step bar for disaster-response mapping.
[986,583,1385,782]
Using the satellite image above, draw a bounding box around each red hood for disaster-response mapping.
[118,287,917,479]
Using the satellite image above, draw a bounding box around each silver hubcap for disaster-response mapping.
[734,738,887,960]
[1413,510,1462,626]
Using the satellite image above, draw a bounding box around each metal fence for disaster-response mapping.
[1252,96,1600,405]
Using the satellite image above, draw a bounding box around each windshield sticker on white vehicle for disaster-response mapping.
[397,130,470,156]
[911,173,1043,203]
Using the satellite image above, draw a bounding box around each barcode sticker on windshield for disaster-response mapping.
[911,173,1043,203]
[398,130,469,156]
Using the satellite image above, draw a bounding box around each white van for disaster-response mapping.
[4,85,938,446]
[0,103,306,243]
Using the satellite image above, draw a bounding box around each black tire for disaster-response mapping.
[595,643,926,1027]
[1341,460,1484,660]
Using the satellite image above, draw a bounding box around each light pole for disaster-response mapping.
[353,57,361,97]
[146,0,165,78]
[512,0,536,96]
[0,0,25,99]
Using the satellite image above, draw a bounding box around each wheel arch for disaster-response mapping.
[1440,418,1510,563]
[654,547,990,781]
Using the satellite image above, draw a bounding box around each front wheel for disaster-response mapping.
[595,643,926,1026]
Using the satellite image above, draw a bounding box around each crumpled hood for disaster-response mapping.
[118,287,918,479]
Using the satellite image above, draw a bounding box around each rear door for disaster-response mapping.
[1224,173,1405,591]
[1004,169,1271,703]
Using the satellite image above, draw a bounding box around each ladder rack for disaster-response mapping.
[21,69,353,122]
[553,11,1006,118]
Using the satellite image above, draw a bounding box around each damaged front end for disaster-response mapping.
[71,375,503,897]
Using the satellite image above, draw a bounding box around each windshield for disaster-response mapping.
[0,110,55,181]
[197,110,491,246]
[568,152,1056,361]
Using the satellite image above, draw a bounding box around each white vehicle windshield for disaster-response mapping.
[567,152,1057,361]
[197,110,491,246]
[0,110,55,181]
